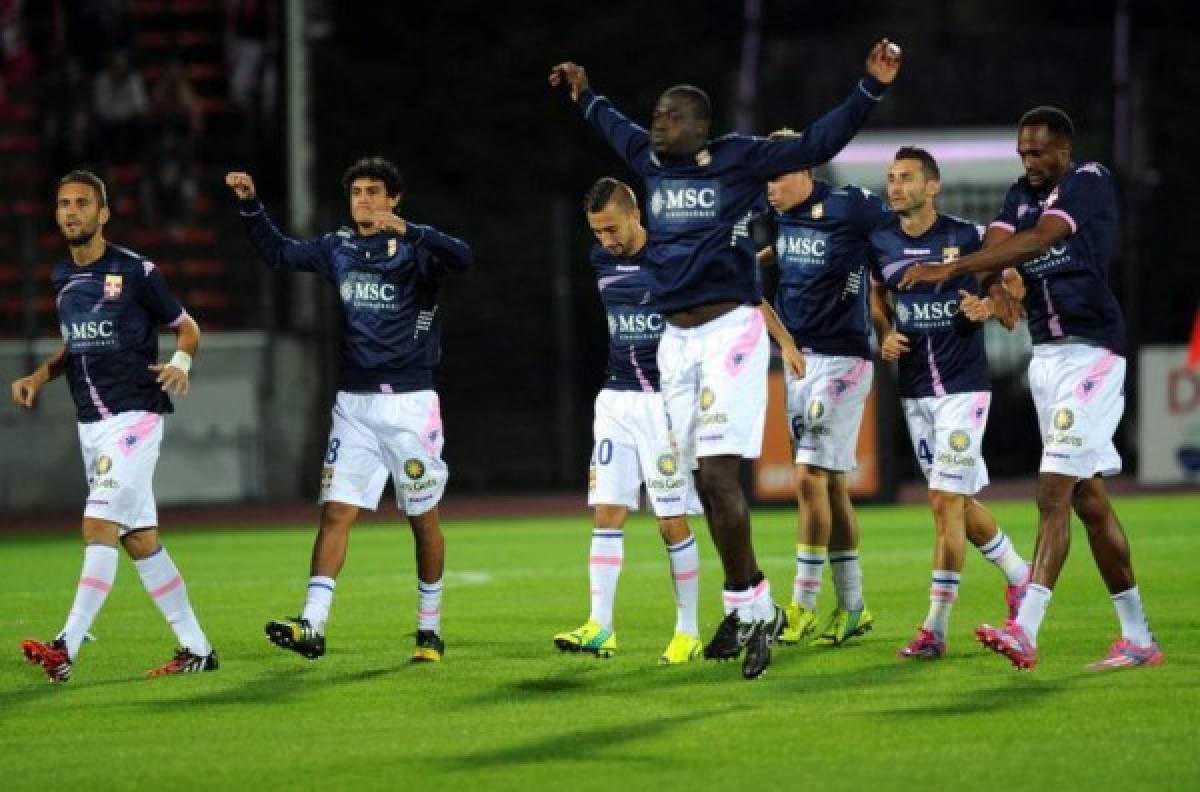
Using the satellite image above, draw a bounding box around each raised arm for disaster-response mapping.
[371,211,474,277]
[550,62,651,172]
[743,40,902,179]
[226,171,331,274]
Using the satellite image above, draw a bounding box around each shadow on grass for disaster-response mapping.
[439,706,737,770]
[872,675,1076,718]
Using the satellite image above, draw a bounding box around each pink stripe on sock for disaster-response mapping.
[150,576,183,598]
[794,578,821,589]
[725,309,764,377]
[80,576,112,593]
[590,556,623,566]
[673,569,699,582]
[417,609,441,617]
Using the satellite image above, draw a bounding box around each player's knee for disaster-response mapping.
[593,504,627,529]
[81,517,120,546]
[320,501,358,531]
[657,516,688,543]
[794,465,827,501]
[121,529,160,559]
[927,489,966,523]
[1071,486,1110,527]
[1035,480,1074,520]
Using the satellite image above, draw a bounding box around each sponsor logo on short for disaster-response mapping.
[321,465,334,491]
[1054,408,1075,431]
[656,453,678,476]
[807,399,825,421]
[700,387,716,412]
[95,455,113,475]
[936,451,976,467]
[404,458,426,480]
[948,430,971,452]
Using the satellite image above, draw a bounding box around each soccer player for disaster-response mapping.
[753,130,886,650]
[14,170,216,682]
[900,107,1163,671]
[553,177,704,665]
[226,157,472,663]
[868,147,1030,658]
[549,40,901,679]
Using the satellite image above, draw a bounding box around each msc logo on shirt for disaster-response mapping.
[606,309,664,343]
[777,230,829,271]
[649,180,719,224]
[894,295,958,332]
[339,273,398,311]
[61,317,118,352]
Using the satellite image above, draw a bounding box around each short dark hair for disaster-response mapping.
[583,177,638,213]
[663,84,712,122]
[57,170,108,208]
[341,156,404,197]
[893,146,941,181]
[1018,106,1074,141]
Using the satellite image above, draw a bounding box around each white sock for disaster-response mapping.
[752,577,776,622]
[588,529,624,630]
[1111,586,1154,645]
[923,569,960,639]
[666,534,700,637]
[417,578,443,633]
[134,545,212,656]
[60,544,119,659]
[829,551,864,611]
[793,544,825,610]
[977,529,1029,586]
[301,576,336,634]
[1015,583,1052,645]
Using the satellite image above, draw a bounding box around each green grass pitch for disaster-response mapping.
[2,494,1198,789]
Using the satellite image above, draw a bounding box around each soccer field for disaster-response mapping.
[2,495,1197,790]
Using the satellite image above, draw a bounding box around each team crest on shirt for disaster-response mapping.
[387,238,398,257]
[103,274,123,299]
[1053,408,1075,431]
[942,247,960,264]
[657,453,679,477]
[320,465,334,491]
[948,430,971,452]
[810,203,824,220]
[695,149,712,167]
[700,386,716,411]
[404,458,426,480]
[95,455,112,475]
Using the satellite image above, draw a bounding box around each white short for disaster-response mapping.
[657,304,770,467]
[79,411,164,533]
[902,392,992,495]
[320,390,447,515]
[588,389,701,517]
[1029,343,1124,479]
[786,354,873,472]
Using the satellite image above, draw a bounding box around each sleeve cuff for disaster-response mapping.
[577,88,600,119]
[858,75,889,101]
[238,199,264,217]
[987,220,1016,233]
[1043,208,1077,234]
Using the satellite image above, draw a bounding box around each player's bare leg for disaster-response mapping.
[265,500,358,659]
[409,508,446,662]
[1071,477,1162,669]
[22,517,121,682]
[899,490,964,659]
[555,503,627,657]
[657,515,702,663]
[812,472,872,646]
[964,497,1030,619]
[781,464,831,643]
[698,454,783,678]
[122,528,217,675]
